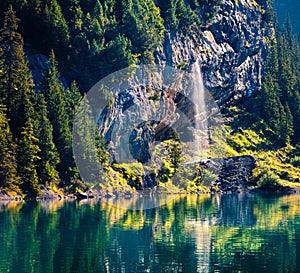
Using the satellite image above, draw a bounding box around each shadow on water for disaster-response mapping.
[1,193,300,273]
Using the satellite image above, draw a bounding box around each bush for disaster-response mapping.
[257,171,281,190]
[201,169,218,187]
[290,156,300,167]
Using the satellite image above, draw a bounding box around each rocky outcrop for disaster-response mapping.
[0,190,22,200]
[155,0,271,107]
[36,186,61,200]
[210,155,256,192]
[75,1,272,193]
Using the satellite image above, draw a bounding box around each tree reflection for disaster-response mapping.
[0,193,300,272]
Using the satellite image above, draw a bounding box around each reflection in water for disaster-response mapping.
[1,193,300,272]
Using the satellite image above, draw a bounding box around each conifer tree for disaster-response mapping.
[93,0,107,27]
[44,0,70,57]
[17,117,41,197]
[282,103,294,144]
[116,0,164,63]
[0,6,42,196]
[101,34,134,74]
[275,19,300,144]
[0,5,36,139]
[176,0,197,29]
[73,95,101,185]
[261,74,281,134]
[196,0,222,22]
[35,94,60,185]
[0,48,6,106]
[289,94,300,143]
[65,80,82,128]
[157,0,178,30]
[42,50,77,182]
[0,105,20,192]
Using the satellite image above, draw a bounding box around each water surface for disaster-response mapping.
[1,193,300,273]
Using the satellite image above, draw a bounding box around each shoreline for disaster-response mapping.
[1,183,300,202]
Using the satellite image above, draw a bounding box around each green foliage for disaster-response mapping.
[0,6,36,139]
[0,6,42,197]
[157,0,197,31]
[0,0,221,90]
[158,160,175,184]
[0,105,20,193]
[257,171,282,190]
[201,169,218,186]
[226,105,300,190]
[65,80,82,127]
[72,95,101,185]
[167,138,182,171]
[112,162,144,189]
[44,0,70,56]
[42,50,77,182]
[100,34,134,74]
[290,156,300,168]
[187,167,216,193]
[255,18,300,147]
[17,118,41,197]
[118,0,164,62]
[196,0,222,23]
[35,94,60,185]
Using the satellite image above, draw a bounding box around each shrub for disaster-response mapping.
[257,171,281,190]
[290,156,300,167]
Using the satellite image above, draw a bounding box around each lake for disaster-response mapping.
[1,193,300,273]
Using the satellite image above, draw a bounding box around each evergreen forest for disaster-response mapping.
[0,0,300,198]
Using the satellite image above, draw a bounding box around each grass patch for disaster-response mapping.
[225,106,300,190]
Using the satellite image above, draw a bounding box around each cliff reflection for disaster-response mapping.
[0,193,300,272]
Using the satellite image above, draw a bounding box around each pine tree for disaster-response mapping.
[35,94,60,185]
[0,6,42,196]
[65,80,82,128]
[42,50,77,182]
[69,3,87,59]
[0,47,6,106]
[44,0,70,58]
[17,118,41,197]
[100,34,134,74]
[277,35,295,101]
[157,0,178,30]
[0,5,36,139]
[93,0,108,27]
[275,19,300,144]
[197,0,222,22]
[73,95,101,185]
[116,0,164,63]
[282,103,294,144]
[168,138,182,172]
[135,0,164,59]
[261,74,281,134]
[176,0,197,30]
[0,105,20,193]
[289,94,300,143]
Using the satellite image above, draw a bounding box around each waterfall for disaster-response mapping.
[191,60,209,160]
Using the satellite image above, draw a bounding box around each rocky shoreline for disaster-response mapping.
[1,154,300,201]
[1,186,299,203]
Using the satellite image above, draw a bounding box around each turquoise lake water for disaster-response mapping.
[1,193,300,273]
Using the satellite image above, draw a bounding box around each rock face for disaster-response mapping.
[197,155,256,192]
[0,190,21,200]
[155,0,271,107]
[213,155,256,192]
[82,1,270,191]
[37,186,61,200]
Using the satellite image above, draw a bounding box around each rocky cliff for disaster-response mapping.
[155,0,271,108]
[76,0,273,191]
